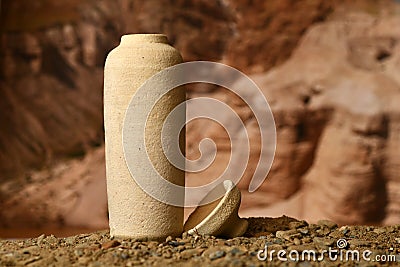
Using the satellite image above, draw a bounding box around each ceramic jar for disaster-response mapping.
[104,34,185,240]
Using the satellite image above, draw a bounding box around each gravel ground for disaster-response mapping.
[1,216,399,266]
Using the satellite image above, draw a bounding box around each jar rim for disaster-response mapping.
[120,34,168,44]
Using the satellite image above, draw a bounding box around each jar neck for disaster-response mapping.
[120,34,169,45]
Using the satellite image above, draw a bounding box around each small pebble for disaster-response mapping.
[209,250,226,260]
[229,247,245,256]
[348,240,371,247]
[65,237,76,245]
[317,220,338,229]
[298,261,313,267]
[275,229,299,240]
[298,228,309,235]
[163,252,172,259]
[293,238,301,245]
[288,220,308,229]
[74,249,84,257]
[101,240,121,249]
[373,228,385,235]
[147,241,158,249]
[37,234,45,245]
[180,248,204,259]
[168,241,185,247]
[287,244,316,252]
[120,253,129,259]
[316,227,331,236]
[339,226,350,235]
[313,237,334,247]
[46,235,58,245]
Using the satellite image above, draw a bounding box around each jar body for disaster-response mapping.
[104,34,185,239]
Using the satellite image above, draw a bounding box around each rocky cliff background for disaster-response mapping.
[0,0,399,234]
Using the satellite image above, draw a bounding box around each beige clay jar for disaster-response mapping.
[104,34,185,240]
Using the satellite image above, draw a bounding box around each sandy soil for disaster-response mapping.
[1,216,399,266]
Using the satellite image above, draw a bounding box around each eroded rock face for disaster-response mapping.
[0,147,107,229]
[121,0,333,73]
[0,0,333,229]
[238,12,400,225]
[1,0,399,229]
[0,1,122,180]
[0,0,332,181]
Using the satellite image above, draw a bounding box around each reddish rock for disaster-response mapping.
[0,0,399,232]
[101,240,121,249]
[239,11,400,225]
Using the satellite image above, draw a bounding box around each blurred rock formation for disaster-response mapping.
[0,0,399,230]
[235,12,400,225]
